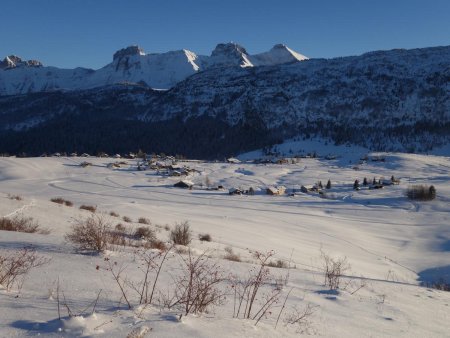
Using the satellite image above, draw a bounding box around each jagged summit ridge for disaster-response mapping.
[113,45,145,61]
[0,55,43,69]
[0,42,307,95]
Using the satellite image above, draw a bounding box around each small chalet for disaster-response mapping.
[227,157,241,164]
[266,186,286,195]
[174,180,194,189]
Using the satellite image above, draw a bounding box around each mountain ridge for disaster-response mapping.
[0,44,448,158]
[0,42,308,95]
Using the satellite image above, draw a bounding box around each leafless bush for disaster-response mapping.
[175,246,189,255]
[145,239,167,251]
[115,223,126,232]
[199,233,212,242]
[0,216,48,234]
[103,246,173,309]
[138,217,150,225]
[134,227,156,241]
[283,303,317,333]
[65,214,112,253]
[50,197,73,206]
[168,250,226,315]
[170,221,192,246]
[321,250,350,290]
[223,247,241,262]
[0,247,49,290]
[79,204,97,212]
[267,259,288,269]
[7,194,22,201]
[406,185,436,201]
[110,211,120,217]
[123,216,132,223]
[231,250,283,323]
[54,278,102,319]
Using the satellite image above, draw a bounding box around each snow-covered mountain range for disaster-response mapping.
[0,44,448,158]
[0,43,307,95]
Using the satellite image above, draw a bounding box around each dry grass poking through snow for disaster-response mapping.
[50,197,73,206]
[79,204,97,212]
[0,216,49,234]
[7,194,22,201]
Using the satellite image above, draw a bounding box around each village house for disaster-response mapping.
[266,186,286,195]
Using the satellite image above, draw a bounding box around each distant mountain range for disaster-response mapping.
[0,43,448,158]
[0,43,307,95]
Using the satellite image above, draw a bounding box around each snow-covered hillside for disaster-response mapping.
[0,45,448,157]
[0,152,449,337]
[0,43,308,95]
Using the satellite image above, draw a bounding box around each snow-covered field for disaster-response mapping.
[0,152,449,337]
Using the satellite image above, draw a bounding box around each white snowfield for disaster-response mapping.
[0,151,449,337]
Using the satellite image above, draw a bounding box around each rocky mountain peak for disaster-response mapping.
[112,46,145,61]
[0,55,43,69]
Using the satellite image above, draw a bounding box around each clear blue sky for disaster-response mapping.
[1,0,449,69]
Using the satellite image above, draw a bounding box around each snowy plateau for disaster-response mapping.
[0,149,449,337]
[0,41,449,337]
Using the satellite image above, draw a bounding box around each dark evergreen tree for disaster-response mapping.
[429,185,436,200]
[363,177,368,186]
[326,179,331,189]
[353,179,360,190]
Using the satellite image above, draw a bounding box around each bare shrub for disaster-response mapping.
[110,211,120,217]
[7,194,22,201]
[138,217,150,225]
[0,247,49,290]
[79,204,97,213]
[168,250,226,315]
[103,246,173,308]
[50,197,73,206]
[134,226,156,241]
[199,233,212,242]
[115,223,126,232]
[283,303,317,333]
[0,216,48,234]
[232,250,283,323]
[267,259,288,269]
[123,216,132,223]
[175,246,189,255]
[406,185,436,201]
[145,239,167,251]
[50,197,64,205]
[223,247,241,262]
[65,214,112,253]
[108,228,130,247]
[321,250,350,290]
[170,221,192,246]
